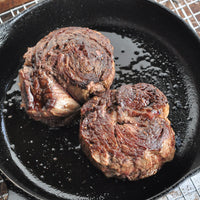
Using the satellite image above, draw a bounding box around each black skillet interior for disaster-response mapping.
[0,0,200,199]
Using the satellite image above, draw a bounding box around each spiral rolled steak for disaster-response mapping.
[19,27,115,126]
[80,83,175,180]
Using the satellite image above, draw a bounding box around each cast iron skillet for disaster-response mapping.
[0,0,200,199]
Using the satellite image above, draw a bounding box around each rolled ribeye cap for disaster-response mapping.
[19,27,115,126]
[80,83,175,180]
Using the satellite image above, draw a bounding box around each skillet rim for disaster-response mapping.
[0,0,200,199]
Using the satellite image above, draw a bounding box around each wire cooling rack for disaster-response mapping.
[0,0,200,200]
[155,0,200,36]
[0,0,42,24]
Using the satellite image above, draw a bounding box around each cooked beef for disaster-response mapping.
[19,67,80,126]
[80,83,175,180]
[19,27,115,126]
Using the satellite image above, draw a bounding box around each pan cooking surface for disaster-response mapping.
[1,26,198,199]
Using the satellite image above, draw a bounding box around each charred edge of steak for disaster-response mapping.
[80,83,175,180]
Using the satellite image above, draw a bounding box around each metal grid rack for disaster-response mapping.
[0,0,42,24]
[0,0,200,200]
[155,0,200,36]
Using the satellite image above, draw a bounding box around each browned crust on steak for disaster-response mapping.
[80,83,175,180]
[117,83,169,120]
[22,27,115,103]
[19,27,115,126]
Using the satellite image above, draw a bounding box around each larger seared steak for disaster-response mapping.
[19,27,115,126]
[80,83,175,180]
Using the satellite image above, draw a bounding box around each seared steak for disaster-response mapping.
[80,83,175,180]
[19,27,115,126]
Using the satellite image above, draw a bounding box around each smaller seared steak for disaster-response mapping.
[19,27,115,126]
[80,83,175,180]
